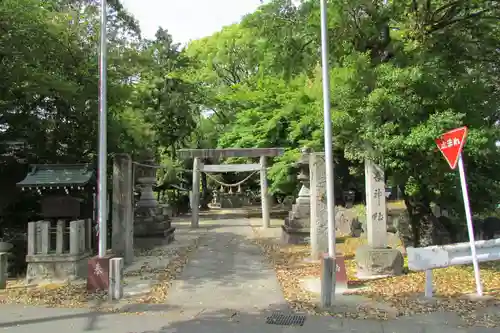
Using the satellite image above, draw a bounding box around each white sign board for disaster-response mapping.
[407,247,450,271]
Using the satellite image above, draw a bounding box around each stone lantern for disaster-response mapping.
[134,159,175,241]
[136,159,159,208]
[281,147,312,244]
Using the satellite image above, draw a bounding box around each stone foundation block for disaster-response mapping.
[26,253,90,283]
[281,225,310,245]
[355,245,404,278]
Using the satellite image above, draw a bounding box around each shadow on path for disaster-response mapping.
[0,303,181,330]
[127,307,489,333]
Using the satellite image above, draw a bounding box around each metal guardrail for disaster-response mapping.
[407,238,500,297]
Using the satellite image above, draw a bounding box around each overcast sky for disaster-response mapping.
[120,0,266,44]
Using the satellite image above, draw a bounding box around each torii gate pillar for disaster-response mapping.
[191,157,202,228]
[260,156,270,228]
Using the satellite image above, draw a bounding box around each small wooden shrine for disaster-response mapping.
[17,164,95,219]
[16,164,96,282]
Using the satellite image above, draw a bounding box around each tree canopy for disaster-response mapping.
[2,0,500,246]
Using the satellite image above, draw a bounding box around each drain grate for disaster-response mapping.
[265,312,306,326]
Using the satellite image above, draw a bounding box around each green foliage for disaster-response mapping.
[0,0,153,163]
[181,0,500,246]
[157,155,183,185]
[132,28,200,158]
[3,0,500,246]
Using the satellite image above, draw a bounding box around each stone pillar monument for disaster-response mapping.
[111,154,134,265]
[134,159,175,241]
[309,152,328,260]
[281,147,312,244]
[354,159,403,278]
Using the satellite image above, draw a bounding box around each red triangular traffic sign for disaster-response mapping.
[435,126,468,169]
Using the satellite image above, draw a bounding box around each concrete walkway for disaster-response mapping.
[0,218,498,332]
[162,218,289,320]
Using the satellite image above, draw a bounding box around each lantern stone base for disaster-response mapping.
[25,252,91,283]
[134,207,175,242]
[281,224,310,245]
[281,191,311,246]
[135,223,176,242]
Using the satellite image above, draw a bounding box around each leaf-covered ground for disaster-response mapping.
[0,238,200,311]
[252,229,500,326]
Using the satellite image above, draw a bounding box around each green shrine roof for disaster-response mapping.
[17,164,95,188]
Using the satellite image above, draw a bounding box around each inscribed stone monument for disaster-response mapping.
[111,154,134,265]
[355,159,403,278]
[365,160,387,248]
[309,153,328,259]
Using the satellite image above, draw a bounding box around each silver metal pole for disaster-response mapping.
[319,0,336,305]
[457,155,483,295]
[98,0,108,258]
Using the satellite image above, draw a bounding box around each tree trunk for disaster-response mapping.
[410,200,435,247]
[400,186,450,247]
[200,171,209,211]
[400,187,420,247]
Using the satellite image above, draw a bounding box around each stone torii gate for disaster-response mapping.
[178,148,284,228]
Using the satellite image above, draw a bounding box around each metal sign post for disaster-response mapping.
[457,155,482,296]
[98,0,108,258]
[435,127,482,296]
[319,0,336,307]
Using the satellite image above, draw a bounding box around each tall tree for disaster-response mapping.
[134,28,200,159]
